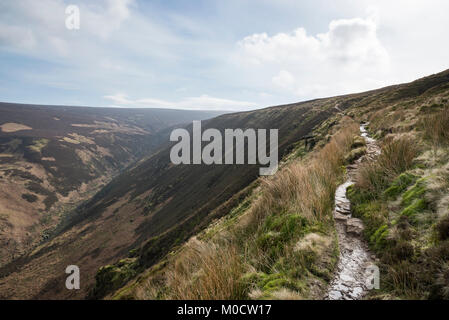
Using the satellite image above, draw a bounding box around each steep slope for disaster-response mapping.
[108,69,449,300]
[1,69,449,300]
[111,117,361,300]
[0,95,350,299]
[346,75,449,299]
[0,103,221,266]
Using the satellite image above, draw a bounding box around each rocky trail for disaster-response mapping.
[326,123,381,300]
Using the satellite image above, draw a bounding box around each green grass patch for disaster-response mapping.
[90,258,138,299]
[400,199,427,218]
[401,178,427,207]
[261,213,307,239]
[370,224,389,250]
[384,172,418,198]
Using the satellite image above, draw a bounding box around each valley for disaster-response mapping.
[0,102,222,267]
[0,69,449,300]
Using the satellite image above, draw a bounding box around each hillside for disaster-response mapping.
[0,103,221,266]
[0,95,351,299]
[1,69,449,300]
[107,69,449,300]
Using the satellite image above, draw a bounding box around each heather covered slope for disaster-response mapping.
[1,69,449,300]
[0,102,221,266]
[0,95,350,299]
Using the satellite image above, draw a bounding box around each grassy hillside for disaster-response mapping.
[1,69,449,300]
[111,117,360,299]
[347,83,449,299]
[108,69,449,300]
[0,103,221,266]
[0,95,351,299]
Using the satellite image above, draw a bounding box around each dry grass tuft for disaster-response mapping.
[356,135,418,196]
[270,288,303,300]
[379,135,419,177]
[422,107,449,147]
[294,233,331,254]
[164,238,246,299]
[244,121,358,226]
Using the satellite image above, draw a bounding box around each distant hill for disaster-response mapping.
[0,102,222,266]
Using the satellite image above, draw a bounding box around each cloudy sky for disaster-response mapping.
[1,0,449,111]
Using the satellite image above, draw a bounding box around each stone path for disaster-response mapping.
[326,123,380,300]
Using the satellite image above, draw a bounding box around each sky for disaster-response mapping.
[1,0,449,111]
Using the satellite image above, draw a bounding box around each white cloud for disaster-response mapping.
[103,93,257,111]
[272,70,295,90]
[103,93,132,105]
[236,14,390,98]
[81,0,134,39]
[2,0,449,110]
[0,0,135,57]
[0,25,35,49]
[238,28,320,66]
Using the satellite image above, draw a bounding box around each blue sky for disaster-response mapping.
[1,0,449,111]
